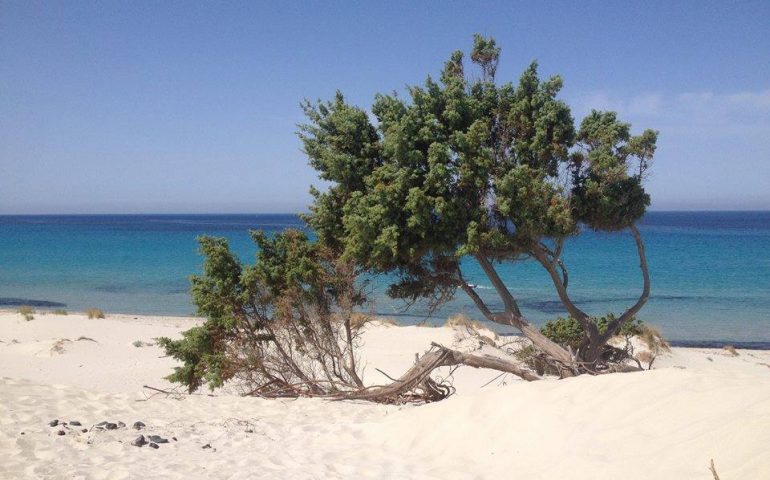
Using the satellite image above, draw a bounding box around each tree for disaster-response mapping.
[301,35,657,372]
[159,229,540,402]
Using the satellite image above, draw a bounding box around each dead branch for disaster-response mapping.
[709,459,721,480]
[334,342,539,404]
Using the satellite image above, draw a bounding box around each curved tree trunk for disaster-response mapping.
[456,255,576,371]
[532,225,651,366]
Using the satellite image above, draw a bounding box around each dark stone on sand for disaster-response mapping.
[149,442,159,449]
[57,430,65,436]
[117,421,126,428]
[133,421,145,430]
[81,429,88,433]
[95,421,108,429]
[148,435,168,444]
[49,419,59,427]
[70,421,81,426]
[202,443,211,449]
[105,423,118,430]
[172,437,177,441]
[131,435,147,447]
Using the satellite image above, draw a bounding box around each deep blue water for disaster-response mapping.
[1,212,769,347]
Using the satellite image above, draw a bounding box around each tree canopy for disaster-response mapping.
[300,35,657,368]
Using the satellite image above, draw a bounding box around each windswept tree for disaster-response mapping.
[301,35,657,372]
[160,229,539,401]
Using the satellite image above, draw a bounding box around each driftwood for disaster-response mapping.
[334,342,538,404]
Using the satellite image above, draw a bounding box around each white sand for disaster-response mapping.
[1,310,768,479]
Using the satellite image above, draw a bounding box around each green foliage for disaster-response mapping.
[18,305,34,321]
[158,229,365,393]
[301,35,657,309]
[540,315,644,351]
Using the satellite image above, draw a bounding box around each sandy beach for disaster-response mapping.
[0,310,768,479]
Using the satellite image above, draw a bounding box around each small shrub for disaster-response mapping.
[638,324,670,353]
[52,309,68,315]
[86,308,105,319]
[540,317,584,350]
[540,314,644,351]
[18,305,35,321]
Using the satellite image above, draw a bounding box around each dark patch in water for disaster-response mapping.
[0,298,67,307]
[521,294,743,314]
[668,340,770,350]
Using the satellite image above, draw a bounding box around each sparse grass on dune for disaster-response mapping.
[17,306,35,321]
[52,309,68,315]
[444,313,484,330]
[86,308,105,319]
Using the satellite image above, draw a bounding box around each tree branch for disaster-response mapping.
[531,244,591,327]
[598,224,650,343]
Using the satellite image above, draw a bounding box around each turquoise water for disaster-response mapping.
[1,212,768,347]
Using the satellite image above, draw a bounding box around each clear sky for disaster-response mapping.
[1,1,769,214]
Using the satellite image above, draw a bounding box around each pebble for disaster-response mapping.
[81,429,88,433]
[131,435,147,447]
[202,443,211,449]
[48,419,59,427]
[172,437,177,442]
[148,435,169,444]
[105,423,118,430]
[149,442,159,449]
[56,430,65,436]
[133,421,145,430]
[117,421,126,428]
[70,421,81,426]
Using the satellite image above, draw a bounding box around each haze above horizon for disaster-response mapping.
[2,1,769,214]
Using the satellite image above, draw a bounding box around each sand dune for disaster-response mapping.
[1,311,768,479]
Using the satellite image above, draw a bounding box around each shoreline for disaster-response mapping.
[3,306,769,350]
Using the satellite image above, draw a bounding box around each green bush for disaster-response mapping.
[540,314,643,351]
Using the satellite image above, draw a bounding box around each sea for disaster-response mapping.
[1,212,768,348]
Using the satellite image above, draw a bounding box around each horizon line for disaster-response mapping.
[2,209,770,216]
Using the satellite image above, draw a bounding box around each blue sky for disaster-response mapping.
[1,1,769,213]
